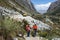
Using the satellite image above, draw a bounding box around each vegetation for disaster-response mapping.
[43,9,60,40]
[0,0,60,40]
[0,16,28,40]
[38,30,48,37]
[37,27,60,40]
[32,14,44,21]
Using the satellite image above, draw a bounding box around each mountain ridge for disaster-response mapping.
[47,0,60,16]
[0,0,40,16]
[45,0,60,28]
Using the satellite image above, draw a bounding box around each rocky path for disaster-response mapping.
[24,35,48,40]
[25,37,39,40]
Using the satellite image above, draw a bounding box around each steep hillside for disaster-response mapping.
[45,0,60,25]
[0,0,40,16]
[44,1,60,37]
[14,0,36,11]
[0,6,52,40]
[0,0,60,40]
[0,6,50,30]
[46,0,60,16]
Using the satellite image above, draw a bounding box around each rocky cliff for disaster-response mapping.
[0,0,38,16]
[45,0,60,28]
[15,0,36,11]
[47,0,60,16]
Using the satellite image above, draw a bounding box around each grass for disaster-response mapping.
[0,16,27,40]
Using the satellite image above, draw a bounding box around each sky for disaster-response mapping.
[31,0,56,13]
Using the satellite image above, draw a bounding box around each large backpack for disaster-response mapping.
[33,25,37,30]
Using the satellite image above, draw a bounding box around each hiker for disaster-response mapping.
[26,24,31,37]
[33,24,38,37]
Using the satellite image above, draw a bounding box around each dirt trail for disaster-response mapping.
[25,37,39,40]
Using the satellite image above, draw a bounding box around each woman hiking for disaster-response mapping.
[26,24,31,37]
[33,24,38,37]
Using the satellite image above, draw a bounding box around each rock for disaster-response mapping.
[25,37,48,40]
[52,38,60,40]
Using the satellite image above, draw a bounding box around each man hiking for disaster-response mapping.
[33,24,38,37]
[26,24,31,37]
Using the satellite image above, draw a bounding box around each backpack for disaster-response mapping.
[33,25,37,30]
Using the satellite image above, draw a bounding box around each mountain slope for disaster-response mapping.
[0,0,60,40]
[0,0,49,30]
[0,0,40,16]
[47,0,60,16]
[45,0,60,25]
[44,0,60,38]
[15,0,36,11]
[0,6,50,30]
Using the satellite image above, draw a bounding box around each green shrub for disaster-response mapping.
[0,17,27,39]
[38,30,48,37]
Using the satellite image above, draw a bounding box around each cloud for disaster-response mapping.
[34,2,51,11]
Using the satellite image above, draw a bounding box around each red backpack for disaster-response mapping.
[33,25,37,30]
